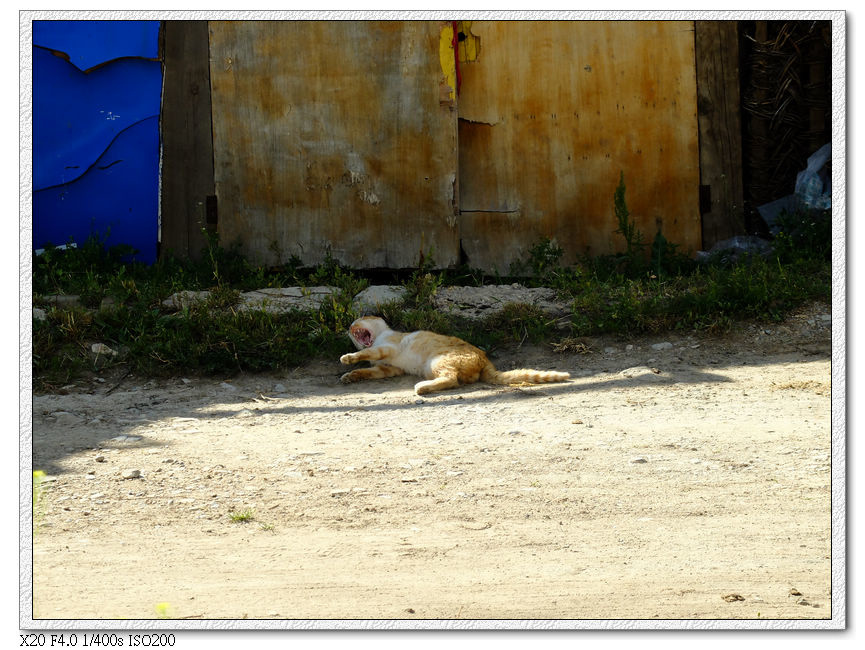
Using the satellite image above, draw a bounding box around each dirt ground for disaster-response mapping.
[30,302,834,623]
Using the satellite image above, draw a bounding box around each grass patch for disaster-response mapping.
[33,470,46,521]
[32,182,831,389]
[566,255,829,336]
[228,509,256,523]
[32,234,367,388]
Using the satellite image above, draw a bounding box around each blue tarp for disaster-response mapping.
[32,46,162,190]
[33,20,160,71]
[33,116,160,261]
[32,20,162,263]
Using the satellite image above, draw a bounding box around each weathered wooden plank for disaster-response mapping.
[457,21,702,270]
[208,21,460,268]
[159,20,214,261]
[695,20,745,248]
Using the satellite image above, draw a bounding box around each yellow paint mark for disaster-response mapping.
[439,22,456,103]
[458,21,480,62]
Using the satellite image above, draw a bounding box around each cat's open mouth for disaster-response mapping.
[351,326,373,348]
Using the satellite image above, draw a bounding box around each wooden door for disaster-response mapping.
[456,21,702,269]
[207,21,460,268]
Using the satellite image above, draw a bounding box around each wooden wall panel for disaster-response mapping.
[208,21,459,268]
[457,21,702,270]
[160,21,214,261]
[695,21,745,248]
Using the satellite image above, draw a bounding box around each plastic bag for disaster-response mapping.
[794,143,831,210]
[757,143,831,234]
[695,235,772,265]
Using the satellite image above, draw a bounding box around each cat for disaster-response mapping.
[339,316,570,395]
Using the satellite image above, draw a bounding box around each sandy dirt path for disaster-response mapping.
[30,303,833,622]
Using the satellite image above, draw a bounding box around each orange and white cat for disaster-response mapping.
[340,316,570,395]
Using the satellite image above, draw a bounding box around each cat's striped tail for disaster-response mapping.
[481,364,570,386]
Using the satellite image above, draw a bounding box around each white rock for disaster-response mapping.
[121,469,142,479]
[238,286,338,314]
[352,285,407,314]
[162,290,211,310]
[52,411,83,425]
[91,343,118,357]
[111,435,142,442]
[432,285,567,321]
[651,342,673,351]
[619,366,664,381]
[44,294,81,308]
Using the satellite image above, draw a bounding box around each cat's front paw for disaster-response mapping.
[340,353,357,365]
[340,371,358,384]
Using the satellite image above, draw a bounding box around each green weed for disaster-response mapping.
[400,247,444,309]
[154,602,172,619]
[228,509,256,523]
[771,208,832,262]
[483,303,554,346]
[509,237,564,278]
[614,171,647,272]
[33,470,46,521]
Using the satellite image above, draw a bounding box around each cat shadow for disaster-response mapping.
[255,365,734,414]
[31,366,734,476]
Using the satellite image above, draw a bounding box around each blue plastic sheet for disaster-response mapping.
[33,46,162,190]
[32,20,162,263]
[33,117,160,263]
[33,20,160,71]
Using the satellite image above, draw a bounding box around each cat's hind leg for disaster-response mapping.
[340,363,405,384]
[414,373,460,395]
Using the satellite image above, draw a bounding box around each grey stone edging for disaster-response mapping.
[35,283,573,322]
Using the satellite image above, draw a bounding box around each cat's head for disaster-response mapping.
[348,316,391,349]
